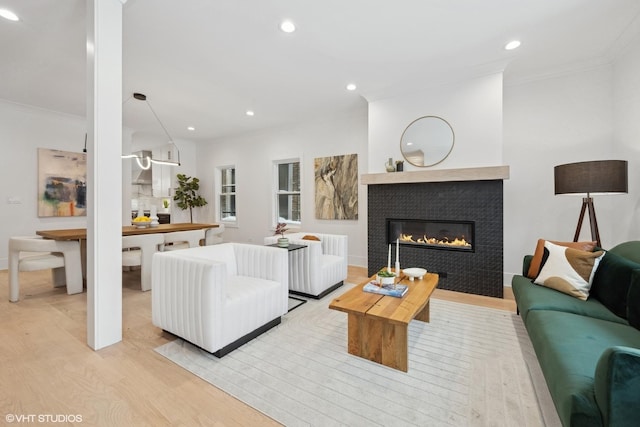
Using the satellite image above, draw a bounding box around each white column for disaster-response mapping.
[86,0,126,349]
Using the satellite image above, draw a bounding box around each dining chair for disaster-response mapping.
[122,234,165,291]
[161,229,206,251]
[8,236,83,302]
[204,225,225,245]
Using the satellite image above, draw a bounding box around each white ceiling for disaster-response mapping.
[1,0,639,143]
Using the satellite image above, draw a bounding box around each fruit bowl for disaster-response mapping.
[403,267,427,281]
[132,217,152,228]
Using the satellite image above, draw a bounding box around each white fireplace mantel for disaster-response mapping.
[361,165,509,185]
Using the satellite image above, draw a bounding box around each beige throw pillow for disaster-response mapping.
[534,241,604,300]
[526,239,597,279]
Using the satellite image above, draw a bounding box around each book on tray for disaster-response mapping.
[363,281,408,298]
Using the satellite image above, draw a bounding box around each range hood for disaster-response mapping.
[131,150,153,185]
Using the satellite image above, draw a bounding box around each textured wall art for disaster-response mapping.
[314,153,358,220]
[38,148,87,217]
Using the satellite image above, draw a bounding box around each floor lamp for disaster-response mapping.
[554,160,628,247]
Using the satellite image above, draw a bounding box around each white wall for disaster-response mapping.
[613,32,640,242]
[0,101,88,269]
[168,138,198,224]
[3,35,638,283]
[195,106,369,267]
[367,54,638,286]
[122,127,133,223]
[503,66,615,281]
[368,73,504,173]
[503,29,640,282]
[0,101,199,270]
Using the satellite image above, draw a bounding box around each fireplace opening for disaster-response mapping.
[387,218,474,252]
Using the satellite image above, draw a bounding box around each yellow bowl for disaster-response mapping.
[131,219,151,228]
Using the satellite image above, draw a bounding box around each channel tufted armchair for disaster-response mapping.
[152,243,288,357]
[264,232,347,298]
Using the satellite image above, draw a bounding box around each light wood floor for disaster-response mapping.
[0,266,515,426]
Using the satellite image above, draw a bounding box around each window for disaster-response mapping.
[274,160,300,226]
[218,166,236,225]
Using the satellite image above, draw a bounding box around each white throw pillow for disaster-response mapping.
[534,241,605,300]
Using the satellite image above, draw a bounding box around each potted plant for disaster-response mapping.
[173,173,208,223]
[275,222,289,247]
[376,268,396,286]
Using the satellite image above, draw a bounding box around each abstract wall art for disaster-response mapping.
[314,153,358,220]
[38,148,87,217]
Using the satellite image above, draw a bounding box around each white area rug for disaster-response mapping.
[287,296,307,312]
[155,284,559,427]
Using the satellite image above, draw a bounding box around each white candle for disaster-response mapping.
[395,238,400,277]
[387,244,391,270]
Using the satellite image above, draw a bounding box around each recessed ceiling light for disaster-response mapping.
[505,40,521,51]
[0,9,19,21]
[187,126,195,131]
[246,110,255,117]
[346,83,357,91]
[280,20,296,33]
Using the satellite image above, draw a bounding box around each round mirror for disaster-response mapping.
[400,116,454,167]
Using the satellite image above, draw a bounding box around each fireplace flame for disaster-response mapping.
[399,233,472,248]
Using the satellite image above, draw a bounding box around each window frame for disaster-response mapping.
[216,165,237,227]
[273,158,301,229]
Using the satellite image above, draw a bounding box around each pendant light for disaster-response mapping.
[121,92,181,167]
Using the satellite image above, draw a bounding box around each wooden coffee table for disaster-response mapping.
[329,272,438,372]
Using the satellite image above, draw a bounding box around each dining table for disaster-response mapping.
[36,223,219,240]
[36,223,221,283]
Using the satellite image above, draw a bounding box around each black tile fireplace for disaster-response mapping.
[367,178,504,297]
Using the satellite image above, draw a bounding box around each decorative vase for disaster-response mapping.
[277,237,289,248]
[395,160,404,172]
[385,157,395,172]
[150,206,159,227]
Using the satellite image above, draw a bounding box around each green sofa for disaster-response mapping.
[512,241,640,427]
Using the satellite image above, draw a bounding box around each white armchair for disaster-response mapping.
[152,243,288,356]
[8,236,83,302]
[264,232,348,298]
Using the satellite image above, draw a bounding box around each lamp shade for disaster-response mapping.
[554,160,628,195]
